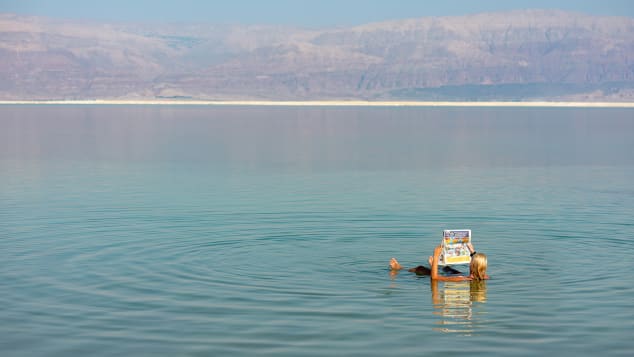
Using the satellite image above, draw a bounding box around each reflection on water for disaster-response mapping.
[2,105,633,169]
[388,268,488,335]
[2,106,634,355]
[431,280,488,335]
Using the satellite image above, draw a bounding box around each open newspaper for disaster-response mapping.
[437,229,472,266]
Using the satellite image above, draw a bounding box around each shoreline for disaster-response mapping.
[1,99,634,108]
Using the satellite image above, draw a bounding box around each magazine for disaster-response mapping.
[438,229,471,266]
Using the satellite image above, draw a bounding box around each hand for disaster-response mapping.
[466,242,475,253]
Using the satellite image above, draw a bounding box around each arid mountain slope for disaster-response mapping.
[1,10,633,101]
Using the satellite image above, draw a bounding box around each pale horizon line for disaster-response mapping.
[1,100,634,108]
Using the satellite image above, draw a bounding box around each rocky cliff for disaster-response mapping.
[1,10,633,101]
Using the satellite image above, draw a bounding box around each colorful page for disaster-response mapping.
[438,229,471,265]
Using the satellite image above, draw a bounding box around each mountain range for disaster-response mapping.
[1,10,633,101]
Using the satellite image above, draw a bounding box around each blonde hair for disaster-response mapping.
[469,253,488,281]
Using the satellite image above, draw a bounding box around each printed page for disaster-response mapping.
[439,229,471,265]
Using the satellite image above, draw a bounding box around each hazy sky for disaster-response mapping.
[1,0,633,26]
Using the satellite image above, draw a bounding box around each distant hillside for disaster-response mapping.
[1,10,633,101]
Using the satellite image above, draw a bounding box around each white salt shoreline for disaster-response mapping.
[1,100,634,108]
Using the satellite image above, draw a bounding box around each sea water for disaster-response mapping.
[1,105,633,356]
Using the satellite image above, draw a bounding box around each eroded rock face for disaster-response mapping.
[1,10,633,101]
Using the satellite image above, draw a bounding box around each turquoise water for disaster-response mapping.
[1,106,633,356]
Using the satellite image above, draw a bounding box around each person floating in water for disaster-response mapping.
[389,242,489,281]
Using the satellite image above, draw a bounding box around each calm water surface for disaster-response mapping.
[1,106,633,356]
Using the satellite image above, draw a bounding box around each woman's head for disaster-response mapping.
[469,253,487,280]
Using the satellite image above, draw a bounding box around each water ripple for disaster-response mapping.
[2,106,634,355]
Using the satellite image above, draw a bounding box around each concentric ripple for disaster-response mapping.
[2,106,634,356]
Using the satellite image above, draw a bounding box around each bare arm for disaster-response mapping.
[430,245,441,280]
[466,242,475,255]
